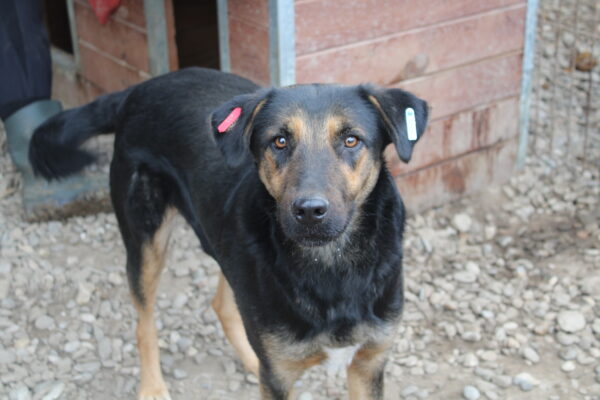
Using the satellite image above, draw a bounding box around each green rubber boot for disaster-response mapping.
[4,100,111,221]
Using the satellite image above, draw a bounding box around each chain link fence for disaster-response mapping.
[530,0,599,164]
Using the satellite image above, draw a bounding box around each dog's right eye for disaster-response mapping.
[273,136,287,150]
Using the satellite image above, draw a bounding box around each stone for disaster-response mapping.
[41,382,65,400]
[34,315,55,330]
[561,361,576,372]
[463,385,480,400]
[0,349,16,364]
[76,283,93,305]
[298,392,313,400]
[9,386,32,400]
[402,385,419,398]
[514,372,538,391]
[173,368,188,380]
[522,347,540,363]
[452,214,472,233]
[455,271,477,283]
[557,311,586,333]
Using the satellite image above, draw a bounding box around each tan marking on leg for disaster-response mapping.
[134,208,177,400]
[260,333,327,399]
[212,272,260,376]
[347,341,391,400]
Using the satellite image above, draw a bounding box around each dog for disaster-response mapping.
[29,67,428,400]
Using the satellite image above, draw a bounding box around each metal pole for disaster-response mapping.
[66,0,80,67]
[217,0,231,72]
[517,0,540,169]
[144,0,170,76]
[269,0,295,87]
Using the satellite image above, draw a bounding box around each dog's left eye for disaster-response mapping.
[273,136,287,149]
[344,136,360,148]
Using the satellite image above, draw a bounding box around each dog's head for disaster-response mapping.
[212,84,428,247]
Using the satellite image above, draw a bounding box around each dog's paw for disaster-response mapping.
[138,386,172,400]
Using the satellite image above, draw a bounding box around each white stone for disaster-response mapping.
[452,214,472,233]
[557,311,586,333]
[463,385,480,400]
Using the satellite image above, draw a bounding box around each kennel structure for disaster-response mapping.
[49,0,529,211]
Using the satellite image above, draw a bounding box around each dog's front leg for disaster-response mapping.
[346,341,392,400]
[258,351,326,400]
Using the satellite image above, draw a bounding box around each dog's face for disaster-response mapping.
[212,84,428,247]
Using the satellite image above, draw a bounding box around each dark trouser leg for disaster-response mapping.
[0,0,52,120]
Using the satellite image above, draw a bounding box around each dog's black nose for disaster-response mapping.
[293,198,329,225]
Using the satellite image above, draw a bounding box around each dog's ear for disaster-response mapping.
[211,89,271,167]
[361,85,428,163]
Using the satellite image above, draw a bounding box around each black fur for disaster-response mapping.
[29,67,428,399]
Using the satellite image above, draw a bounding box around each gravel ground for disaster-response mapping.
[1,116,599,400]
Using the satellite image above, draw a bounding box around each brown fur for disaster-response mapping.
[134,208,177,400]
[212,273,260,376]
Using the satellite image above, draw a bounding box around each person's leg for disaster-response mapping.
[0,0,52,120]
[1,0,109,221]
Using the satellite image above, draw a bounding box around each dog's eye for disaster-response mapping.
[344,136,360,148]
[273,136,287,149]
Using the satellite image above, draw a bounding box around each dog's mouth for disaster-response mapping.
[280,209,353,248]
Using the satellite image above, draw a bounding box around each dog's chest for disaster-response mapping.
[323,344,361,372]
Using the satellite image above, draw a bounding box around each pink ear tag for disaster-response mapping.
[217,107,242,133]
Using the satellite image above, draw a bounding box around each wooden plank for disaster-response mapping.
[399,52,523,120]
[296,0,526,54]
[78,45,149,92]
[387,96,519,175]
[395,138,517,212]
[229,17,270,85]
[75,2,149,72]
[297,6,525,85]
[229,0,269,27]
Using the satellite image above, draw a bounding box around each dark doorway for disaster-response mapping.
[173,0,220,69]
[43,0,73,54]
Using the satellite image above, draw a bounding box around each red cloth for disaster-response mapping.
[87,0,122,25]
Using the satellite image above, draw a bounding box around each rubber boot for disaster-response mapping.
[4,100,111,221]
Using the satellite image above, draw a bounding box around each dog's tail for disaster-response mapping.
[29,87,133,180]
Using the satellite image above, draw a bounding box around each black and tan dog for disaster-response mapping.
[29,67,428,399]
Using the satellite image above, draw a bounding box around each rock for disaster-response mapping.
[592,319,600,334]
[514,372,538,391]
[522,347,540,363]
[0,349,16,364]
[557,311,586,333]
[297,392,313,400]
[34,315,55,330]
[41,382,65,400]
[172,293,188,309]
[76,283,93,304]
[402,385,419,398]
[455,271,477,283]
[462,353,479,367]
[580,276,600,296]
[561,361,576,372]
[98,337,112,360]
[9,386,31,400]
[173,368,188,380]
[463,385,480,400]
[0,279,9,298]
[492,374,512,388]
[559,347,578,360]
[452,214,472,233]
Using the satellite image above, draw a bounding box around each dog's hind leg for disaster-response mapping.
[113,166,177,400]
[212,272,260,376]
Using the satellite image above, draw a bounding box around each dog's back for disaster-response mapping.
[29,67,258,182]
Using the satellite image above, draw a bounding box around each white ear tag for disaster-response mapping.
[405,108,417,141]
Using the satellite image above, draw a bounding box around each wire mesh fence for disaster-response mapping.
[531,0,599,165]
